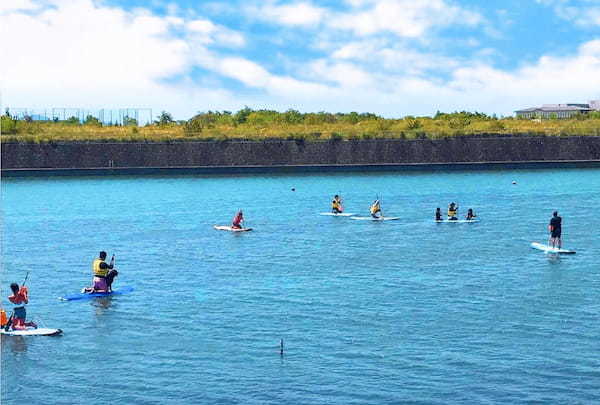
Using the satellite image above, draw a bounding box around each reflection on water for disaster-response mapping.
[2,335,28,353]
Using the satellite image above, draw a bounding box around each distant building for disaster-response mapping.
[515,100,600,119]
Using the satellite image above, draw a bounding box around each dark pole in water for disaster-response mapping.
[280,339,284,356]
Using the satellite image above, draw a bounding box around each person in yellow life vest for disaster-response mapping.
[331,195,343,214]
[370,199,381,219]
[447,202,459,221]
[83,251,118,293]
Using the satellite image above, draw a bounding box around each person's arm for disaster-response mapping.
[99,262,114,270]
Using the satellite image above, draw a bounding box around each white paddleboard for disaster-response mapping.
[214,225,253,232]
[350,216,400,221]
[320,212,354,217]
[1,327,63,336]
[531,242,575,254]
[436,219,480,223]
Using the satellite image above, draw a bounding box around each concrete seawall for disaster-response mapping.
[2,136,600,176]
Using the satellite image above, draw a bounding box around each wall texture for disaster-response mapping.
[2,136,600,174]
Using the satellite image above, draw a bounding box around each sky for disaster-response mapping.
[1,0,600,119]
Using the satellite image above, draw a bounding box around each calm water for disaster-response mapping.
[1,168,599,404]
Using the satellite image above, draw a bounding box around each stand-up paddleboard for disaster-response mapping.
[59,286,134,301]
[436,219,480,223]
[320,212,354,217]
[213,226,253,232]
[531,242,576,254]
[350,216,400,221]
[1,327,62,336]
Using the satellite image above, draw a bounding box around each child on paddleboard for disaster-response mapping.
[232,210,244,229]
[7,283,37,330]
[435,207,443,221]
[331,195,343,214]
[466,208,477,220]
[370,200,381,219]
[447,202,458,220]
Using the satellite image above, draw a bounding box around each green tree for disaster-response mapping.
[156,111,174,125]
[85,115,102,126]
[123,116,137,126]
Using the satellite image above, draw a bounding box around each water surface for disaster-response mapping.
[2,168,599,404]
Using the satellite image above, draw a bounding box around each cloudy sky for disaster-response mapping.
[1,0,600,119]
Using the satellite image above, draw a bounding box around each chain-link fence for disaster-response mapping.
[4,108,153,125]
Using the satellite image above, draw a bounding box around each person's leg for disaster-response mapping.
[93,277,108,292]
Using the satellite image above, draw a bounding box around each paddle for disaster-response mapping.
[4,271,29,331]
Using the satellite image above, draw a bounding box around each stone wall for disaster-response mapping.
[2,136,600,173]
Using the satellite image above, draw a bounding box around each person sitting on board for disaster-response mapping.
[447,202,458,220]
[466,208,477,220]
[7,283,37,330]
[435,207,443,221]
[370,199,382,219]
[331,195,343,214]
[82,251,117,293]
[549,211,562,248]
[232,210,244,229]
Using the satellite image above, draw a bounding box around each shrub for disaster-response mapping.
[405,116,421,129]
[1,115,17,134]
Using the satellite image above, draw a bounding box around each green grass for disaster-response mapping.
[2,112,600,143]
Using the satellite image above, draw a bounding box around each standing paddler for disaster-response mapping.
[548,211,562,248]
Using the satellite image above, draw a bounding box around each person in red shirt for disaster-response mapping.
[232,210,244,229]
[8,283,37,330]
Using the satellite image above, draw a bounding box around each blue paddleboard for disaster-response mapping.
[59,286,134,301]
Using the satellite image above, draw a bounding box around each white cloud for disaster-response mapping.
[0,0,249,118]
[2,0,600,119]
[330,0,480,37]
[537,0,600,27]
[247,1,326,27]
[0,0,39,14]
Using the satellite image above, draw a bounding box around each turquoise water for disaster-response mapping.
[2,168,599,404]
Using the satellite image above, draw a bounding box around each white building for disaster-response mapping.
[515,100,600,119]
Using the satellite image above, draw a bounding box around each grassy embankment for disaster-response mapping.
[2,109,600,143]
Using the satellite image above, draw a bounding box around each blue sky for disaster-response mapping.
[1,0,599,119]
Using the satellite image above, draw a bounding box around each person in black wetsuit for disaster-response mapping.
[548,211,562,248]
[435,208,443,221]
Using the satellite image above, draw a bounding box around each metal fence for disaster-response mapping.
[4,108,153,125]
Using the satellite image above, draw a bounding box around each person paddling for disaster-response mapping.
[466,208,477,220]
[83,251,118,293]
[435,207,443,221]
[232,210,244,229]
[370,199,382,219]
[7,283,37,330]
[548,211,562,248]
[447,202,458,220]
[331,195,343,214]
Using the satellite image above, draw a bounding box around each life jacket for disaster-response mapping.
[8,287,28,307]
[93,258,109,277]
[332,200,341,210]
[448,208,457,217]
[370,203,380,215]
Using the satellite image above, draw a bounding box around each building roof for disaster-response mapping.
[515,105,591,113]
